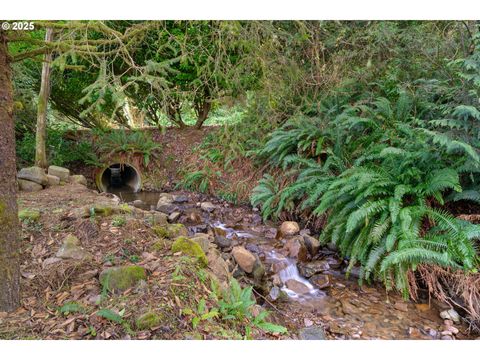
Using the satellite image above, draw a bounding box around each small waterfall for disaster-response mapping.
[267,250,324,300]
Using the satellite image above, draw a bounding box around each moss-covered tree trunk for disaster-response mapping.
[0,30,20,312]
[35,28,53,168]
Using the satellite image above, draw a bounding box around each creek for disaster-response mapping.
[108,188,468,339]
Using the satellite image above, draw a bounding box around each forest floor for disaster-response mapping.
[1,182,475,340]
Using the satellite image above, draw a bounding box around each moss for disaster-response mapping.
[152,223,188,239]
[18,208,40,222]
[150,238,169,252]
[117,204,133,214]
[135,311,162,330]
[152,225,169,238]
[171,236,208,267]
[167,223,188,238]
[99,265,147,292]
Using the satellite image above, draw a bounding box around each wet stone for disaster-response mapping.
[299,260,330,278]
[298,326,326,340]
[285,279,311,295]
[280,221,300,237]
[310,274,331,289]
[172,194,189,203]
[214,235,232,249]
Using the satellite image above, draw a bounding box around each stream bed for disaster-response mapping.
[109,188,470,340]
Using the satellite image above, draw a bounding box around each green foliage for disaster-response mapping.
[92,129,161,167]
[209,278,287,337]
[16,126,96,168]
[58,302,85,316]
[96,308,124,324]
[252,90,480,296]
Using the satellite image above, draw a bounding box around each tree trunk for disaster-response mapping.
[35,28,53,168]
[0,30,20,312]
[194,99,211,129]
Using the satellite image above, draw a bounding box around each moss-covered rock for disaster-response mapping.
[135,311,162,330]
[56,234,91,261]
[18,208,41,222]
[153,223,188,239]
[99,265,147,292]
[171,236,208,267]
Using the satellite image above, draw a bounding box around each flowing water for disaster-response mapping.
[110,189,470,339]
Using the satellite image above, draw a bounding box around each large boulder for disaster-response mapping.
[56,234,91,261]
[46,174,60,186]
[70,174,87,186]
[280,221,300,237]
[48,165,70,181]
[232,246,257,273]
[171,236,208,267]
[99,265,147,292]
[18,179,43,192]
[18,166,48,186]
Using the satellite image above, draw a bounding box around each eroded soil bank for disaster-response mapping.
[0,183,474,339]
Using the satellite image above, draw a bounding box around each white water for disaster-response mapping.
[213,222,324,301]
[267,250,324,300]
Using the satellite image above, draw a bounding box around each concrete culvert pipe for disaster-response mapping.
[96,163,142,193]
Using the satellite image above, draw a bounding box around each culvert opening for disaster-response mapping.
[96,163,142,193]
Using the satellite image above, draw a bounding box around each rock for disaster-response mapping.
[441,335,454,340]
[298,326,326,340]
[280,221,300,237]
[99,265,147,292]
[168,211,181,222]
[325,257,342,269]
[200,202,216,212]
[285,236,309,262]
[132,199,145,208]
[185,208,203,224]
[394,302,409,312]
[70,174,87,186]
[310,274,330,289]
[298,260,330,278]
[172,194,189,203]
[443,325,459,335]
[56,234,91,261]
[302,234,320,256]
[268,286,288,302]
[171,236,208,267]
[156,193,177,214]
[18,208,41,222]
[18,166,48,186]
[232,246,257,273]
[214,235,232,249]
[153,223,188,239]
[46,174,60,186]
[272,261,289,273]
[192,233,213,253]
[135,312,162,330]
[440,309,460,324]
[148,211,168,226]
[47,165,70,181]
[285,279,311,294]
[18,179,43,192]
[207,249,230,282]
[252,258,266,283]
